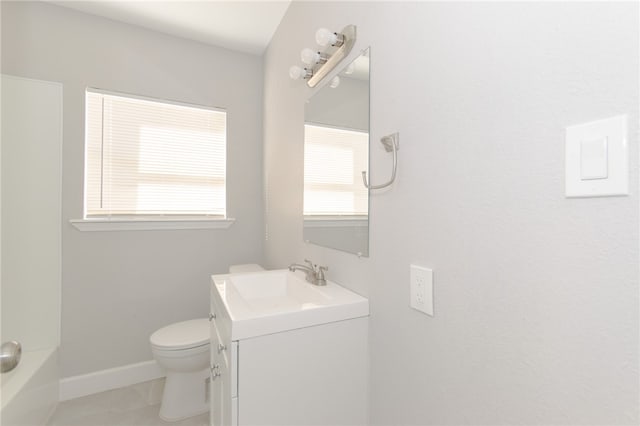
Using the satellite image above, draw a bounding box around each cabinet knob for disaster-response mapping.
[210,364,221,380]
[217,343,227,353]
[209,312,216,321]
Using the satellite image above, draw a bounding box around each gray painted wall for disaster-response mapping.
[263,2,639,424]
[1,1,264,378]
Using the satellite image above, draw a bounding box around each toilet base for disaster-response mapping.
[159,368,209,422]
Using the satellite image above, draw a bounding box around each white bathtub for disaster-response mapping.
[0,348,58,425]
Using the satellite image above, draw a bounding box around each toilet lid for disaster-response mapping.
[150,319,210,350]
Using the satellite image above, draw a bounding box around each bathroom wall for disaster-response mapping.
[1,1,264,378]
[263,2,639,424]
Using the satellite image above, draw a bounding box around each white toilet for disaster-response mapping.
[150,264,264,421]
[150,319,210,421]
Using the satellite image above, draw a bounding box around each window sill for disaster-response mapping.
[70,217,236,232]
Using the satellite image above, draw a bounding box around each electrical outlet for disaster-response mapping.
[410,264,433,316]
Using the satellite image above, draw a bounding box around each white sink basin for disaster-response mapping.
[211,269,369,339]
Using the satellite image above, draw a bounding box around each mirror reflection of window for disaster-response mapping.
[303,124,368,217]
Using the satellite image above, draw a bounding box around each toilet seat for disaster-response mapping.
[150,319,209,351]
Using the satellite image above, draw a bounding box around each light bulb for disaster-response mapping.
[344,63,355,75]
[315,28,337,47]
[289,65,312,80]
[301,48,318,65]
[330,76,340,88]
[289,65,304,80]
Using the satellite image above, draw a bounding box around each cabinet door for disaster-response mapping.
[210,362,223,426]
[219,357,233,426]
[210,321,224,426]
[210,280,235,425]
[210,321,234,426]
[211,352,233,425]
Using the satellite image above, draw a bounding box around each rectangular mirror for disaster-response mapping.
[303,48,370,256]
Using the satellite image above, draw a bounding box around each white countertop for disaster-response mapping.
[211,269,369,340]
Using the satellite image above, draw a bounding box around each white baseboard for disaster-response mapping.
[59,360,165,401]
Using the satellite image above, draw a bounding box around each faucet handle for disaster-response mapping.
[316,266,328,286]
[303,259,315,270]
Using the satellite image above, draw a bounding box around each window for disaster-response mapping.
[303,124,368,216]
[84,89,226,219]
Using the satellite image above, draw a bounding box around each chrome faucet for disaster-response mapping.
[288,259,328,286]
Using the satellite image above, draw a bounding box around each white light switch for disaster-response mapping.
[566,115,628,197]
[580,137,608,180]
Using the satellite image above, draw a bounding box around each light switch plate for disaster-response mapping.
[580,137,608,180]
[566,115,628,197]
[410,264,433,316]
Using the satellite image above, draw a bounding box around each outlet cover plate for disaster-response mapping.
[410,264,433,316]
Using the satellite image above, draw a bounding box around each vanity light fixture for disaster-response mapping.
[288,25,357,88]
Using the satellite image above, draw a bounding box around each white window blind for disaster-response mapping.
[85,90,226,218]
[304,124,369,216]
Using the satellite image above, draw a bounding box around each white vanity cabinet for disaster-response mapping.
[209,270,369,426]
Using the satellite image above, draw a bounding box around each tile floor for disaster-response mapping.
[47,379,209,426]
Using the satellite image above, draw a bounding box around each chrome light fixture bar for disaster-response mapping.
[307,25,357,88]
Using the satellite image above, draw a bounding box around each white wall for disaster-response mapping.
[263,2,639,424]
[1,1,264,378]
[1,75,62,352]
